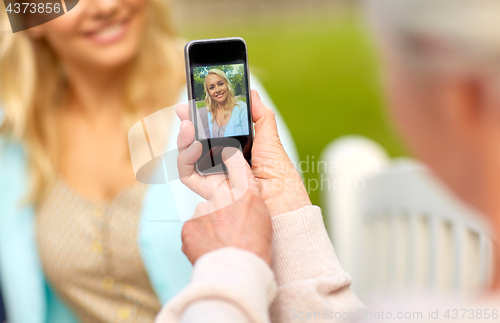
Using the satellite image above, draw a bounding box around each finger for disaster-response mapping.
[222,147,260,199]
[178,141,203,189]
[175,103,190,121]
[177,120,195,153]
[178,140,202,175]
[250,90,279,139]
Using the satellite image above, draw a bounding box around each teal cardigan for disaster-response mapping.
[0,78,298,323]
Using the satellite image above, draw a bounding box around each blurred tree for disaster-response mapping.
[193,74,205,101]
[230,73,245,96]
[210,65,233,75]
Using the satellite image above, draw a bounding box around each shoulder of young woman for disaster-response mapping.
[235,100,248,112]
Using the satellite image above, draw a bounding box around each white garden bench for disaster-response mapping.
[320,136,494,298]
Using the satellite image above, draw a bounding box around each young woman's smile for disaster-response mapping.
[35,0,147,69]
[84,17,131,45]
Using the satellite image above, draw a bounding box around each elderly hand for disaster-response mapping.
[181,148,272,265]
[176,90,311,217]
[248,90,311,216]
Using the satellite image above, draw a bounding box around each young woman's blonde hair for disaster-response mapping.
[0,0,185,207]
[204,69,236,124]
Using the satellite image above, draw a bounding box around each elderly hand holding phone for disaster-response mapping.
[154,90,363,323]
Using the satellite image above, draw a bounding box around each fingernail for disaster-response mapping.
[188,141,201,152]
[222,147,238,160]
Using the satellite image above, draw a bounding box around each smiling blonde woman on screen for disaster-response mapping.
[204,69,249,138]
[0,0,298,322]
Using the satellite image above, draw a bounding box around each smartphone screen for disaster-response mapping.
[185,38,253,175]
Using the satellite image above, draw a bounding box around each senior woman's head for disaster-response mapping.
[204,68,236,122]
[369,0,500,216]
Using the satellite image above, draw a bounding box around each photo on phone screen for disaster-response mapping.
[193,64,249,139]
[185,38,253,175]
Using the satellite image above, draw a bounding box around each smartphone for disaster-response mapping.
[184,37,253,175]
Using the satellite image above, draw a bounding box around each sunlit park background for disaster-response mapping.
[173,0,407,207]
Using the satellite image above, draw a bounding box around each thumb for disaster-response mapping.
[251,90,279,139]
[222,147,260,199]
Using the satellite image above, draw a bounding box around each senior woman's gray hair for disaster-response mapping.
[367,0,500,73]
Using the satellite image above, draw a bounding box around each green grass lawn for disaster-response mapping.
[182,15,406,207]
